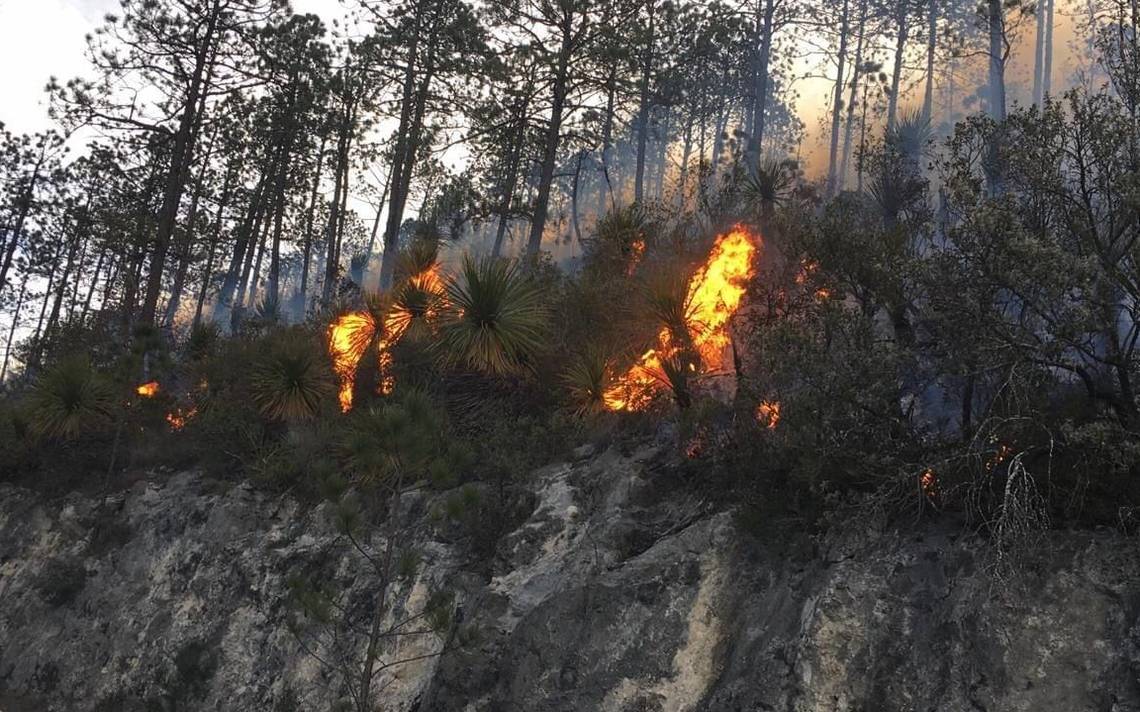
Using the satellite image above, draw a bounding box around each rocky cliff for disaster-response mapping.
[2,445,1139,711]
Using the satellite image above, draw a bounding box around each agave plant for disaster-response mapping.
[437,256,549,375]
[26,356,116,439]
[250,332,334,421]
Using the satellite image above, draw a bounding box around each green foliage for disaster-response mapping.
[250,330,334,422]
[438,256,549,375]
[340,388,448,485]
[562,346,619,415]
[26,356,116,439]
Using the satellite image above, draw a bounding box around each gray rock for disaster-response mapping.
[2,447,1139,712]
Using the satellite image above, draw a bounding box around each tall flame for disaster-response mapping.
[327,263,444,412]
[137,381,160,398]
[328,312,376,413]
[605,226,759,410]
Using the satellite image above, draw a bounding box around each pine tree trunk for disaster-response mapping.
[747,0,775,174]
[526,19,574,258]
[826,0,851,197]
[633,0,656,203]
[922,0,938,120]
[840,0,868,191]
[139,12,219,326]
[886,2,910,132]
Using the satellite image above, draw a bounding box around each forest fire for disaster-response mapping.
[136,381,160,398]
[605,226,759,411]
[756,400,781,430]
[920,468,938,498]
[326,264,442,412]
[165,406,198,431]
[328,312,377,413]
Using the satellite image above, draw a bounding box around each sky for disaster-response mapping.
[0,0,343,135]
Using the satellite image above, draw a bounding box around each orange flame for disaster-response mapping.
[165,406,198,431]
[985,444,1014,472]
[326,264,443,412]
[605,226,758,410]
[136,381,160,398]
[920,468,938,498]
[756,400,781,429]
[328,312,376,413]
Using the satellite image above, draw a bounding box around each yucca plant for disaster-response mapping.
[744,158,795,218]
[563,345,619,415]
[26,356,116,439]
[438,256,549,375]
[250,332,334,422]
[395,238,441,282]
[642,266,696,348]
[886,109,932,166]
[185,321,221,361]
[387,240,445,343]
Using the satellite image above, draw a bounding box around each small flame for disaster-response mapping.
[627,239,647,276]
[137,381,160,398]
[756,400,781,429]
[920,468,938,498]
[985,444,1014,472]
[165,406,198,431]
[605,227,758,410]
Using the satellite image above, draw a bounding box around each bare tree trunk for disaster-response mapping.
[987,0,1007,122]
[827,0,851,197]
[840,0,868,190]
[886,1,910,132]
[1032,0,1046,105]
[526,17,574,258]
[1,274,28,381]
[1042,0,1054,99]
[596,65,617,217]
[140,11,219,326]
[633,0,657,203]
[298,133,327,310]
[747,0,776,174]
[922,0,938,120]
[162,121,219,327]
[192,160,235,329]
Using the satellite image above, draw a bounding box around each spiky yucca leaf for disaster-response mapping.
[250,333,334,421]
[642,267,696,347]
[27,356,115,439]
[744,158,794,213]
[438,256,549,375]
[886,109,932,164]
[563,346,619,415]
[395,239,441,282]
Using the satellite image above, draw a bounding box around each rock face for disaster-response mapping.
[2,446,1139,711]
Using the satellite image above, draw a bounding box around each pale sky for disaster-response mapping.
[0,0,344,135]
